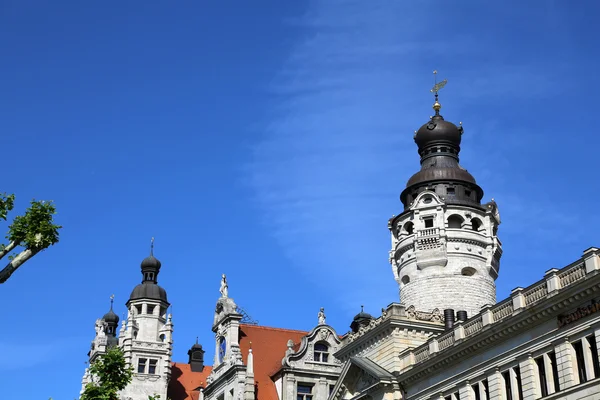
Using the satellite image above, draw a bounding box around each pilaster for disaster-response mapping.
[517,354,540,400]
[554,337,579,389]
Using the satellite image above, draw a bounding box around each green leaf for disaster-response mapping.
[0,193,15,221]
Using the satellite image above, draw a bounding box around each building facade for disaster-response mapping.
[80,84,600,400]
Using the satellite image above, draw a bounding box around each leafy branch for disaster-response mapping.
[0,193,61,283]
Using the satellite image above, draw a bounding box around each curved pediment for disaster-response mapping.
[410,190,444,211]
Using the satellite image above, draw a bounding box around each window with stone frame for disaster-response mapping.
[148,359,158,374]
[137,358,147,373]
[297,383,313,400]
[314,342,329,363]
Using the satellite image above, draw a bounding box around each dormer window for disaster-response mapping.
[314,342,329,363]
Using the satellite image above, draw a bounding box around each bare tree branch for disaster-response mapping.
[0,248,40,284]
[0,241,18,261]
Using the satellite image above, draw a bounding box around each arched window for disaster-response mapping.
[404,222,414,235]
[461,267,477,276]
[159,334,166,342]
[401,275,410,285]
[471,218,482,232]
[447,214,464,229]
[314,342,329,363]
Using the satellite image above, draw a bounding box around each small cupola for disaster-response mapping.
[350,305,373,333]
[188,338,205,372]
[102,295,119,338]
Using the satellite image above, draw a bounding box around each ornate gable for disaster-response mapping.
[282,323,343,372]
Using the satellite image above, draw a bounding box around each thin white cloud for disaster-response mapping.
[245,0,594,313]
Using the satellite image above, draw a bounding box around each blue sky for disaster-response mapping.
[1,1,599,399]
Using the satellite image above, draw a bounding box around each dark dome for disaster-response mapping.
[141,255,161,270]
[406,165,477,187]
[350,308,374,332]
[102,309,119,324]
[414,115,462,150]
[353,310,373,322]
[129,283,168,303]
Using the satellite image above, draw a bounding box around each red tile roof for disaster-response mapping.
[238,324,308,400]
[168,324,307,400]
[169,362,213,400]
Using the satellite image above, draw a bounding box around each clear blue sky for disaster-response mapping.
[1,1,599,399]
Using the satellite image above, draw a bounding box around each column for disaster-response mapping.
[518,354,540,400]
[582,336,596,380]
[554,338,579,389]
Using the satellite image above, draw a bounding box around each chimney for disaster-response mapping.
[444,309,455,330]
[456,310,468,322]
[188,338,205,372]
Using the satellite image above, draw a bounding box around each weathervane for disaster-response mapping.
[150,237,154,256]
[430,70,447,115]
[110,294,115,310]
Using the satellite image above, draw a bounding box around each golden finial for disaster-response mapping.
[430,70,447,115]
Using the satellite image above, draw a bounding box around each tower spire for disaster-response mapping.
[430,70,447,116]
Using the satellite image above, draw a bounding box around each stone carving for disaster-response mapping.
[405,306,443,322]
[219,274,228,298]
[319,328,330,341]
[95,319,106,336]
[318,307,326,325]
[355,372,377,392]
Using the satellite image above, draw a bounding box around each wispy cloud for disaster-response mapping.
[246,0,593,313]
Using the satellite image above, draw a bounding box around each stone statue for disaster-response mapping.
[318,307,326,325]
[219,274,229,298]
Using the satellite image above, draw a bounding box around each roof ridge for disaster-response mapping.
[240,323,308,334]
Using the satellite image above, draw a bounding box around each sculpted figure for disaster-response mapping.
[318,307,326,325]
[219,274,229,298]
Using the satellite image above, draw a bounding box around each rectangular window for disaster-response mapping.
[297,384,313,400]
[587,334,600,378]
[514,366,524,400]
[502,370,513,400]
[471,383,480,400]
[424,218,434,228]
[447,187,456,197]
[535,355,548,397]
[548,351,560,392]
[465,189,472,198]
[329,385,335,397]
[148,359,157,374]
[147,305,156,315]
[137,358,147,374]
[135,305,142,315]
[573,340,588,383]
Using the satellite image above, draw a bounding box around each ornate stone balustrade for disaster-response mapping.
[398,247,600,372]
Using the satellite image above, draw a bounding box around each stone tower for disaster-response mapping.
[119,244,174,400]
[388,77,502,318]
[80,297,120,393]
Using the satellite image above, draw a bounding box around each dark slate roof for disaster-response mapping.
[129,283,169,303]
[349,357,395,382]
[102,309,119,324]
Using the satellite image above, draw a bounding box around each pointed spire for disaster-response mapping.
[247,342,254,375]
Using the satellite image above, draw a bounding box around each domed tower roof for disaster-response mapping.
[350,306,373,333]
[128,238,169,305]
[400,73,483,208]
